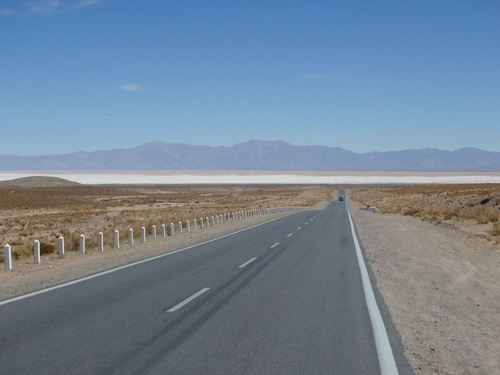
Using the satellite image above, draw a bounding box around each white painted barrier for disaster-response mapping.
[4,244,12,269]
[98,232,104,252]
[129,228,134,246]
[114,230,120,249]
[1,205,307,269]
[58,236,65,259]
[80,234,85,255]
[34,240,41,264]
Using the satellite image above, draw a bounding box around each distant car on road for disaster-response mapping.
[339,196,344,201]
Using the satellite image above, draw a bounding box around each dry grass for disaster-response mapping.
[351,184,500,244]
[491,222,500,237]
[1,184,333,262]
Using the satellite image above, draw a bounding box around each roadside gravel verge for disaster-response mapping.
[348,195,500,374]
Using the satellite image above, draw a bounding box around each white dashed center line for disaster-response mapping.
[286,233,293,238]
[167,288,210,313]
[238,257,257,269]
[270,242,280,249]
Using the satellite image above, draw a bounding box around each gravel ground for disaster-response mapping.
[348,195,500,375]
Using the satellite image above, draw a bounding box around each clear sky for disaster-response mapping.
[1,0,499,156]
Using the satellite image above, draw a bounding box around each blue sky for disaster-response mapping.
[1,0,499,156]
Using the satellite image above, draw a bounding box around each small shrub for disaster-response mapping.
[443,208,459,220]
[490,223,500,237]
[39,241,56,255]
[12,246,32,260]
[462,207,498,224]
[403,207,420,216]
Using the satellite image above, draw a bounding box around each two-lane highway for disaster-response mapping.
[0,193,410,374]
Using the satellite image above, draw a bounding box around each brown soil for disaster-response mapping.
[0,181,333,262]
[351,184,500,250]
[349,186,500,374]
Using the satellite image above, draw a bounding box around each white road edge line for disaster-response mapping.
[0,214,295,307]
[347,207,399,375]
[238,257,257,269]
[270,242,279,249]
[286,233,293,237]
[167,288,210,313]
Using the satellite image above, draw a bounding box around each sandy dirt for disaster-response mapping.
[348,194,500,375]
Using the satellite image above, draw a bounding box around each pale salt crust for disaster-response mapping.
[1,171,500,185]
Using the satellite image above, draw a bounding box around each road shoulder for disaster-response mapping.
[348,195,500,374]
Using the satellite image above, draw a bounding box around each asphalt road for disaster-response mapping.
[0,194,411,374]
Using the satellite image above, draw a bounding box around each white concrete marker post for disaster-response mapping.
[4,244,12,269]
[129,229,134,246]
[206,217,209,228]
[170,223,175,236]
[200,218,204,230]
[152,225,157,240]
[194,219,197,231]
[161,224,166,237]
[178,221,183,234]
[114,230,120,249]
[141,227,146,242]
[98,232,104,252]
[80,234,85,255]
[186,220,190,233]
[34,240,41,264]
[58,236,65,259]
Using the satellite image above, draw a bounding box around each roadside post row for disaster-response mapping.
[3,206,308,270]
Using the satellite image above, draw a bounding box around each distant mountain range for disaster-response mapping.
[1,140,499,171]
